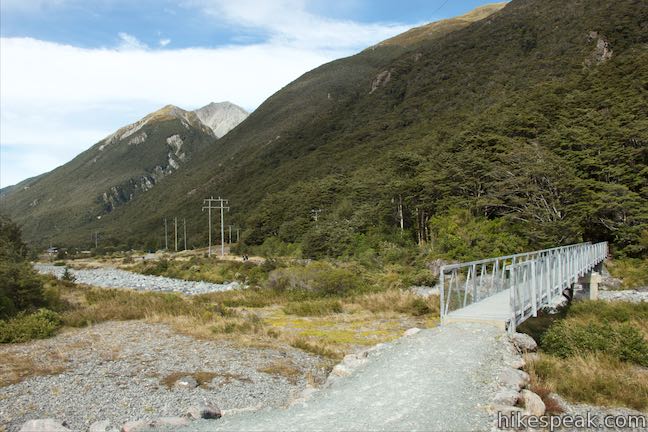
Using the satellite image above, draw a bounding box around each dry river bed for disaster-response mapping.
[0,321,328,432]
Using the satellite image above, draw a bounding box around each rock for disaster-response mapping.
[174,375,198,389]
[493,389,520,406]
[19,419,71,432]
[186,403,222,420]
[89,420,118,432]
[498,368,530,391]
[152,417,191,428]
[330,364,352,377]
[404,328,421,337]
[121,420,153,432]
[519,389,546,416]
[509,333,537,352]
[509,357,526,370]
[342,353,368,369]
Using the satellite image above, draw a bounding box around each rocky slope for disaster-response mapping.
[0,102,247,247]
[194,102,249,138]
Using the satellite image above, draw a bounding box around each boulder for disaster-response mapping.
[330,364,352,377]
[89,420,119,432]
[492,389,520,406]
[186,403,222,420]
[403,328,421,337]
[509,357,526,370]
[174,375,198,389]
[342,353,368,369]
[19,420,71,432]
[519,389,546,416]
[510,333,537,352]
[498,368,530,391]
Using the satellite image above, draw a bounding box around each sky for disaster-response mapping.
[0,0,498,188]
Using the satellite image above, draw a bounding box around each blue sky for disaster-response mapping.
[0,0,501,187]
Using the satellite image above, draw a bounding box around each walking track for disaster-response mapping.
[177,323,513,432]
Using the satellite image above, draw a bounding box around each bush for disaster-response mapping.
[267,262,363,296]
[0,261,45,319]
[542,319,648,366]
[61,267,76,282]
[0,309,62,343]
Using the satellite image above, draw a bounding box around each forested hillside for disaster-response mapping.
[3,0,646,259]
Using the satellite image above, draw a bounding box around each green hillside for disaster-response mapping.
[3,0,647,258]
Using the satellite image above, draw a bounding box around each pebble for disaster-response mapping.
[33,264,240,295]
[0,321,327,432]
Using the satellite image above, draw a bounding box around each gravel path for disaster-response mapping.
[0,321,328,432]
[178,323,511,432]
[34,264,240,295]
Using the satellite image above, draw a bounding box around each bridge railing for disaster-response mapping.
[439,242,608,326]
[508,241,608,331]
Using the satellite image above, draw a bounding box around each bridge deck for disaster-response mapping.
[445,289,511,329]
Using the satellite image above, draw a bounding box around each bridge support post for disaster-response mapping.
[578,271,601,300]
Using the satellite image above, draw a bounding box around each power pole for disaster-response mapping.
[311,208,322,222]
[183,218,187,251]
[203,197,229,257]
[202,197,214,256]
[174,217,178,251]
[219,198,229,257]
[164,218,168,250]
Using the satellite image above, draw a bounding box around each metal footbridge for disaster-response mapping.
[439,242,608,332]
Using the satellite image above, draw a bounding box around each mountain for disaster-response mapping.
[0,102,247,245]
[3,0,647,257]
[194,102,249,138]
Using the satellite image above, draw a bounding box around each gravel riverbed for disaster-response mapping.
[0,321,328,432]
[34,264,240,295]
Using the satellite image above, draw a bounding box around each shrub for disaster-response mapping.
[0,309,62,343]
[0,261,45,319]
[541,319,648,366]
[61,267,76,282]
[267,262,363,296]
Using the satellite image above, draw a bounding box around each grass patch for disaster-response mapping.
[0,352,67,387]
[526,353,648,411]
[283,299,343,316]
[606,259,648,289]
[290,337,342,360]
[258,359,302,384]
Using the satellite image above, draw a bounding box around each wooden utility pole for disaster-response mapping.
[174,217,178,251]
[203,197,229,257]
[164,218,168,250]
[183,218,187,251]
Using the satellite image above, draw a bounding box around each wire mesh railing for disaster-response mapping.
[439,242,608,331]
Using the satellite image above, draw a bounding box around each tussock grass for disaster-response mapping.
[0,352,67,387]
[606,259,648,289]
[526,353,648,411]
[258,359,302,383]
[283,299,343,316]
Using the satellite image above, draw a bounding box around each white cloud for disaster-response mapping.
[0,1,414,187]
[189,0,411,50]
[117,32,149,50]
[0,37,343,187]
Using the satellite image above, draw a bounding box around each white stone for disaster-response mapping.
[519,389,546,416]
[509,333,537,352]
[493,389,520,406]
[498,368,530,391]
[404,327,421,337]
[19,419,71,432]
